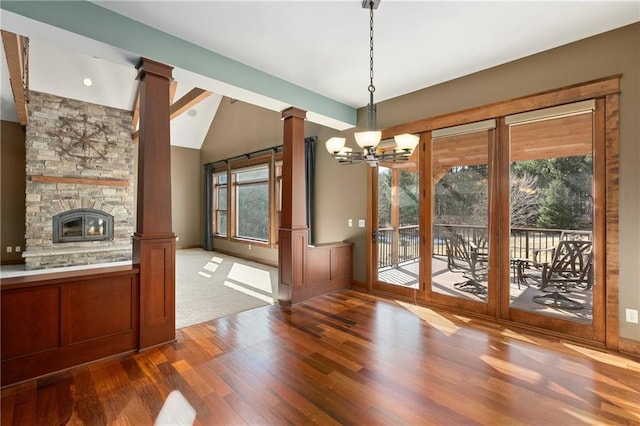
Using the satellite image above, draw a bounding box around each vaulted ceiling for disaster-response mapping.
[1,1,639,149]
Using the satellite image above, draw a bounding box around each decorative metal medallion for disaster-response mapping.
[50,114,117,167]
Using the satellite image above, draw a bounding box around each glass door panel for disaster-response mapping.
[508,111,594,324]
[431,130,490,304]
[374,161,420,292]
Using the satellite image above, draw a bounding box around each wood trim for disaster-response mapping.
[604,93,620,350]
[381,76,621,139]
[1,30,28,126]
[419,132,430,297]
[619,337,640,359]
[30,175,129,187]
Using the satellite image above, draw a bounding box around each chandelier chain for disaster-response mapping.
[368,1,375,93]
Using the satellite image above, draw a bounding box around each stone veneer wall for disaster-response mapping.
[24,91,134,270]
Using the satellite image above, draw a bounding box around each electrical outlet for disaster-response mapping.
[15,246,21,252]
[176,236,180,242]
[6,246,12,253]
[625,308,639,324]
[248,245,252,250]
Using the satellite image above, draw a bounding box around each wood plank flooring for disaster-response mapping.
[2,289,639,425]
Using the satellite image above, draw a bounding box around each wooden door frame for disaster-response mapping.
[369,76,620,349]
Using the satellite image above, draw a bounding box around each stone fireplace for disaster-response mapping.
[23,92,134,270]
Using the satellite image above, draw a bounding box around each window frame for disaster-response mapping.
[212,170,228,237]
[210,152,283,248]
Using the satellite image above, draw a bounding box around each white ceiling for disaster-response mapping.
[2,1,639,149]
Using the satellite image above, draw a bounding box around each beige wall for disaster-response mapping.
[0,121,26,264]
[171,146,202,248]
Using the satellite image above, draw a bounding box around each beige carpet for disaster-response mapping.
[176,248,277,329]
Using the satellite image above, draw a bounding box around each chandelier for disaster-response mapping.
[325,0,419,167]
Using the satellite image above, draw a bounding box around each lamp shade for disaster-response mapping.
[325,137,346,154]
[354,130,382,149]
[394,133,419,151]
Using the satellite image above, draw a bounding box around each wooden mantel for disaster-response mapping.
[30,175,130,187]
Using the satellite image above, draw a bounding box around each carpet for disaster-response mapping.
[176,248,277,329]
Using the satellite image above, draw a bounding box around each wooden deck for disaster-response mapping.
[379,256,593,323]
[2,289,637,425]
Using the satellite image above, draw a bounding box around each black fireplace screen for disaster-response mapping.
[53,209,114,243]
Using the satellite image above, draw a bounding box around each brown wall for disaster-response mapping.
[171,146,202,249]
[1,120,26,264]
[317,23,640,341]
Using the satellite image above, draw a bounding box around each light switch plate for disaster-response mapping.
[348,219,353,227]
[626,308,639,324]
[358,219,365,228]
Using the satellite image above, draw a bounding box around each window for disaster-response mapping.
[233,165,269,241]
[274,160,283,243]
[208,150,283,246]
[213,171,227,236]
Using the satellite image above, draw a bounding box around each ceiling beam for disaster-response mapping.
[169,88,210,120]
[133,87,210,143]
[132,82,140,133]
[1,30,28,125]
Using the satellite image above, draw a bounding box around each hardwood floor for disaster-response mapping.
[2,289,639,425]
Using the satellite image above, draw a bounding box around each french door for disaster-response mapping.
[499,100,605,341]
[372,160,421,298]
[369,80,617,344]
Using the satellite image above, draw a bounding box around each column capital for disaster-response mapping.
[281,106,307,120]
[135,57,174,81]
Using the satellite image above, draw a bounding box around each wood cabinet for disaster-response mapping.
[1,266,139,386]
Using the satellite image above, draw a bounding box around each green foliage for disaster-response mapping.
[237,184,268,240]
[399,171,419,226]
[536,180,575,229]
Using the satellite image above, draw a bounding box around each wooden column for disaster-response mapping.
[132,58,176,349]
[278,107,308,304]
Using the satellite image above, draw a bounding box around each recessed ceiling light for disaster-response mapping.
[187,109,198,117]
[82,78,93,87]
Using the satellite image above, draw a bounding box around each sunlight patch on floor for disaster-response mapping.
[197,271,211,278]
[228,263,272,293]
[204,262,219,273]
[224,280,273,304]
[480,354,543,385]
[560,406,614,425]
[499,328,539,345]
[395,300,461,336]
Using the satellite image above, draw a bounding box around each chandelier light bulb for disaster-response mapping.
[354,130,382,149]
[325,137,346,154]
[394,133,419,152]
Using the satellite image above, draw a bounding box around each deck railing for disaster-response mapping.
[378,224,589,269]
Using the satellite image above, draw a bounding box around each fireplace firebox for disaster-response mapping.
[53,208,114,243]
